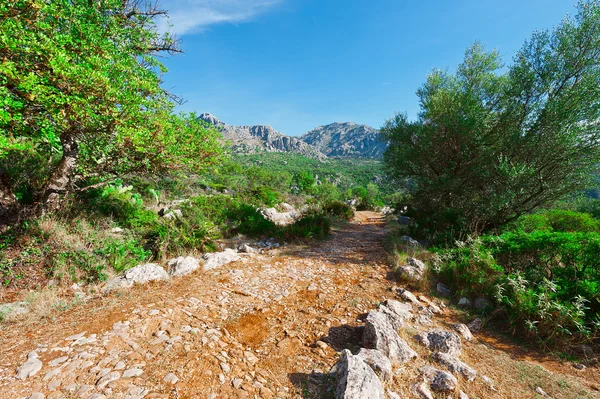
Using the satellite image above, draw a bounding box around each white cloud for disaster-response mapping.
[158,0,283,35]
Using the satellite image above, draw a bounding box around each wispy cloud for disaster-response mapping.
[158,0,283,35]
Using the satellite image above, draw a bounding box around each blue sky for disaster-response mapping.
[160,0,576,136]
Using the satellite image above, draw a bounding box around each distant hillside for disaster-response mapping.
[299,122,387,158]
[199,113,386,159]
[199,113,326,160]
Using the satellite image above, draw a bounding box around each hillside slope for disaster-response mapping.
[300,122,387,158]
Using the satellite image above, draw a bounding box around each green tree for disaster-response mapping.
[383,1,600,242]
[292,170,316,193]
[0,0,222,214]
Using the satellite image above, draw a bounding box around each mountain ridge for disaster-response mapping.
[199,112,387,159]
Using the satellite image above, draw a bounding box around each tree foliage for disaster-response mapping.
[383,1,600,242]
[0,0,223,212]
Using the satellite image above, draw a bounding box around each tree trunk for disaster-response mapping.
[44,131,78,208]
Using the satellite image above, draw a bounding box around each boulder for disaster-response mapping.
[399,235,419,247]
[237,243,257,254]
[420,365,458,392]
[399,257,427,281]
[452,323,473,341]
[457,297,471,308]
[202,249,240,271]
[168,256,200,277]
[378,299,413,330]
[396,288,420,305]
[436,282,452,297]
[335,349,385,399]
[162,209,183,220]
[104,263,169,292]
[433,352,477,381]
[412,382,434,399]
[16,351,42,380]
[261,207,297,226]
[362,311,418,364]
[416,330,462,357]
[356,348,392,381]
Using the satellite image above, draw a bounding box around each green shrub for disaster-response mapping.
[435,229,600,346]
[323,200,354,220]
[283,213,330,240]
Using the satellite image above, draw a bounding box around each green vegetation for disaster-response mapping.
[434,209,600,347]
[383,0,600,243]
[384,1,600,350]
[0,0,222,212]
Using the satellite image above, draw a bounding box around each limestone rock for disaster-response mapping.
[104,263,169,292]
[378,299,413,330]
[412,382,434,399]
[416,330,462,357]
[202,249,240,271]
[396,288,420,305]
[356,348,392,381]
[453,323,473,341]
[168,256,200,277]
[261,207,298,226]
[28,393,45,399]
[362,311,418,364]
[467,318,483,332]
[433,352,477,381]
[16,351,42,380]
[96,371,120,389]
[335,349,385,399]
[457,297,471,308]
[162,209,183,220]
[420,365,458,392]
[237,243,257,254]
[164,373,179,384]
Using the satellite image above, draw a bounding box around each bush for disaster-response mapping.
[434,228,600,347]
[323,200,354,220]
[283,213,330,240]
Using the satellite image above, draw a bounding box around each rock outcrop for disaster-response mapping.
[199,113,326,160]
[300,122,387,158]
[335,349,385,399]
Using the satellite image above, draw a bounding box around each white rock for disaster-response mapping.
[397,288,420,305]
[416,330,462,357]
[457,297,471,308]
[335,349,385,399]
[202,249,240,271]
[420,365,458,392]
[453,323,473,341]
[535,387,548,396]
[168,256,200,277]
[362,310,418,365]
[16,352,42,380]
[28,393,45,399]
[378,299,413,330]
[433,352,477,381]
[96,371,120,389]
[163,373,179,384]
[104,263,169,292]
[356,348,392,381]
[123,368,143,378]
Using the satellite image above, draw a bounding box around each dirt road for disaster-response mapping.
[0,212,597,399]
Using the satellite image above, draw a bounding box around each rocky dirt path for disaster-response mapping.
[0,212,598,399]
